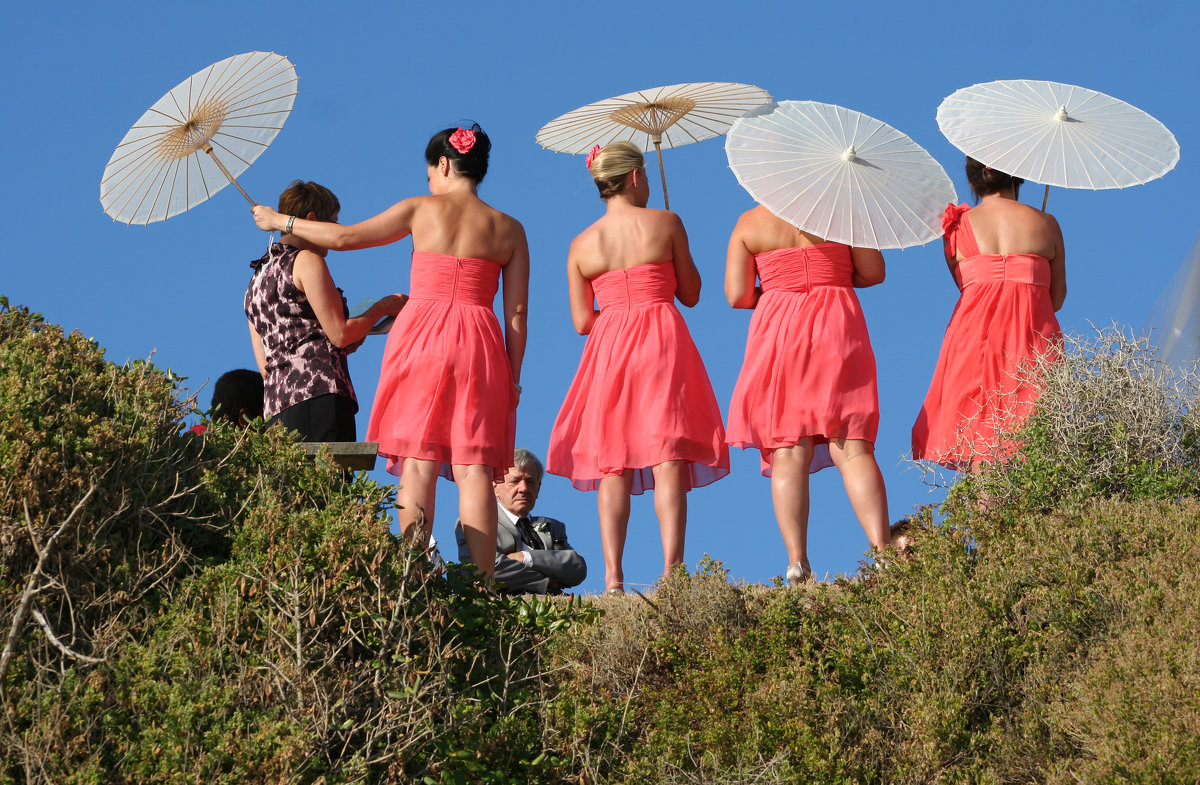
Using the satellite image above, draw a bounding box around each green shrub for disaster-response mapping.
[5,300,1198,784]
[0,297,597,784]
[548,501,1200,784]
[937,325,1200,519]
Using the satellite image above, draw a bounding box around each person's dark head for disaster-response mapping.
[965,157,1024,201]
[494,448,544,517]
[210,369,264,428]
[425,124,492,183]
[277,180,340,222]
[588,141,646,200]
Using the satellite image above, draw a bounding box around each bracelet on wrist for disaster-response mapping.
[285,215,296,234]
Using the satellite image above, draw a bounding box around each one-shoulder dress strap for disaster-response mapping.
[942,203,975,260]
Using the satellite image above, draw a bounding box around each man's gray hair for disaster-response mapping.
[512,448,545,483]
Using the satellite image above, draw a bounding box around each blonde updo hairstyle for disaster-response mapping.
[589,141,646,200]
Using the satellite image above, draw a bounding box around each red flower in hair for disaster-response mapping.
[449,128,477,155]
[585,145,601,171]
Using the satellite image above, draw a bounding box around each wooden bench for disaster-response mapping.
[301,441,379,471]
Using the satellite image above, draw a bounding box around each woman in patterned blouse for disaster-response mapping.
[244,180,407,441]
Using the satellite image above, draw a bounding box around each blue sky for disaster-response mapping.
[4,0,1196,593]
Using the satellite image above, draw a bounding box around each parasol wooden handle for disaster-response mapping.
[652,134,670,210]
[201,142,258,206]
[1041,184,1050,212]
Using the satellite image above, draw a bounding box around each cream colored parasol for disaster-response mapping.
[100,51,297,225]
[937,79,1180,209]
[536,82,772,209]
[726,100,957,249]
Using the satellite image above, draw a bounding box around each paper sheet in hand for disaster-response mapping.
[349,298,396,336]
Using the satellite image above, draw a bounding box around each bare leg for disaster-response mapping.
[452,463,497,581]
[651,460,688,576]
[598,472,633,592]
[397,457,439,548]
[828,439,890,550]
[771,441,815,577]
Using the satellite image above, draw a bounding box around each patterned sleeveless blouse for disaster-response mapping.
[244,242,356,419]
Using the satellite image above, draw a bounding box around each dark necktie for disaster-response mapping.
[516,517,544,549]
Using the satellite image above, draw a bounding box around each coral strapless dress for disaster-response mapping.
[912,204,1062,468]
[726,243,879,476]
[367,252,515,479]
[547,261,729,494]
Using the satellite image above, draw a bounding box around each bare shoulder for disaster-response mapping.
[290,248,330,290]
[569,219,602,253]
[293,248,327,270]
[496,206,527,236]
[738,205,780,235]
[402,194,437,211]
[734,205,758,227]
[1009,201,1062,233]
[1038,209,1063,231]
[644,207,686,231]
[399,194,438,221]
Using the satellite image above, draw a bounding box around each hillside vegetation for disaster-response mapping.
[2,298,1198,784]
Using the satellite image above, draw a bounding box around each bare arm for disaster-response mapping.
[248,321,267,378]
[292,251,407,349]
[850,247,886,288]
[502,226,530,388]
[669,213,701,308]
[566,240,598,335]
[943,236,964,290]
[724,218,759,309]
[252,199,422,252]
[1046,215,1067,312]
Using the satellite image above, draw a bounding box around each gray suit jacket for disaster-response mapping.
[454,502,587,594]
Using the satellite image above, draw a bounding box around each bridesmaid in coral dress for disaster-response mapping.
[725,205,891,583]
[547,142,729,593]
[912,158,1066,470]
[252,125,529,580]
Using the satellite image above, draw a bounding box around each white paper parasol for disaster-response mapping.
[937,79,1180,208]
[100,51,298,225]
[536,82,772,209]
[725,100,957,249]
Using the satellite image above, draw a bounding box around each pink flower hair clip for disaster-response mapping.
[585,145,601,171]
[449,128,477,155]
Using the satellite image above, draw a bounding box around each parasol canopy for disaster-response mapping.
[937,79,1180,207]
[536,81,772,209]
[725,100,957,250]
[100,51,298,225]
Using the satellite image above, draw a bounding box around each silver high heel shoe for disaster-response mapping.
[786,561,813,586]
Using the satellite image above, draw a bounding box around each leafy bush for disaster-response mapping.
[547,500,1200,784]
[0,298,597,784]
[546,325,1200,784]
[4,300,1198,784]
[937,325,1200,518]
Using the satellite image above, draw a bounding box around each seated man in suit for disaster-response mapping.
[455,448,587,594]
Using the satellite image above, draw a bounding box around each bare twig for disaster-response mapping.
[0,484,97,691]
[28,608,104,665]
